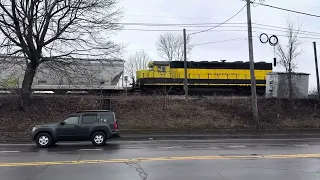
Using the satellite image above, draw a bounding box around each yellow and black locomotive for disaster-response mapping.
[134,60,273,95]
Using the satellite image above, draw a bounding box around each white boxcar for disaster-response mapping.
[265,72,310,99]
[0,56,125,91]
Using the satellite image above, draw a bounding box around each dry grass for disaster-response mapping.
[0,95,320,133]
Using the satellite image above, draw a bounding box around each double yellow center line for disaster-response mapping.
[1,153,320,167]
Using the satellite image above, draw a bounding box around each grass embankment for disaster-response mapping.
[0,95,320,137]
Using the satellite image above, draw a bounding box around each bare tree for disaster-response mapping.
[0,0,123,110]
[276,19,302,100]
[125,50,151,79]
[157,33,193,62]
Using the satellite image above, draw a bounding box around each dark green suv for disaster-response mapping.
[31,110,120,148]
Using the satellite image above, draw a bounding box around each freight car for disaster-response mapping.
[0,55,125,94]
[134,60,273,95]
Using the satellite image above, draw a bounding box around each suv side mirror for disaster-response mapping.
[60,121,66,125]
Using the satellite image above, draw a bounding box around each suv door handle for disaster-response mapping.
[74,125,80,128]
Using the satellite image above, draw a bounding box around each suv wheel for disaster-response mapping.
[36,133,52,148]
[91,132,107,146]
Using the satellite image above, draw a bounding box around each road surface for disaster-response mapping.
[0,138,320,180]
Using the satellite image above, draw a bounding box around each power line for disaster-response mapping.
[254,23,320,36]
[121,28,320,39]
[193,34,320,48]
[253,26,320,37]
[270,34,320,40]
[126,33,320,52]
[119,27,320,42]
[121,28,181,32]
[121,28,249,32]
[193,37,248,46]
[116,22,320,37]
[255,2,320,18]
[127,14,217,21]
[115,22,248,26]
[189,4,247,35]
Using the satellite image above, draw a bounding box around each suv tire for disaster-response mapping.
[35,133,52,148]
[91,131,107,146]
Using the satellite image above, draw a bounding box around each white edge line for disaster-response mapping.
[0,151,21,153]
[158,146,175,149]
[293,144,309,147]
[77,149,103,151]
[0,144,34,146]
[227,146,246,148]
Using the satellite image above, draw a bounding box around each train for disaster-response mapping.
[0,55,273,95]
[134,60,273,95]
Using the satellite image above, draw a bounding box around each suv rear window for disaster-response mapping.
[82,114,97,124]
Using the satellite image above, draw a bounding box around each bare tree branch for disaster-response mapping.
[0,0,123,110]
[125,50,151,78]
[156,33,193,62]
[276,19,302,101]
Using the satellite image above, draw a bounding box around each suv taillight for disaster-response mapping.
[114,121,118,129]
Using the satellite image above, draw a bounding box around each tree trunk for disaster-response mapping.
[20,63,37,111]
[288,66,293,101]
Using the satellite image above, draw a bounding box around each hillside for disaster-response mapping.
[0,95,320,137]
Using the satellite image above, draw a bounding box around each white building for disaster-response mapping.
[265,72,310,99]
[0,56,125,91]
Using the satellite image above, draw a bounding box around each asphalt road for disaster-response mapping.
[1,138,320,180]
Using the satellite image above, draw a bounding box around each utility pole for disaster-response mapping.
[183,29,188,100]
[313,42,320,105]
[246,0,259,126]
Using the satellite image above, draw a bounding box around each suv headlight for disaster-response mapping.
[32,127,37,132]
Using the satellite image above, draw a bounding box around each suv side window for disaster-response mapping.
[63,116,79,125]
[82,114,97,124]
[99,113,114,123]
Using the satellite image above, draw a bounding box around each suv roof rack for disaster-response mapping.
[76,110,110,113]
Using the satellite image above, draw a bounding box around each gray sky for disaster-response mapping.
[113,0,320,89]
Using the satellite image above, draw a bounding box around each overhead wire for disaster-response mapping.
[120,27,320,39]
[127,14,219,21]
[192,34,320,48]
[193,37,248,46]
[116,22,320,42]
[254,23,320,36]
[114,22,248,26]
[252,26,320,37]
[188,4,247,35]
[255,2,320,18]
[121,28,181,32]
[119,2,320,48]
[116,22,320,37]
[121,28,249,32]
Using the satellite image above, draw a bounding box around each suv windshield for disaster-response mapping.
[63,116,79,125]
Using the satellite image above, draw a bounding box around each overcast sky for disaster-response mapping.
[113,0,320,89]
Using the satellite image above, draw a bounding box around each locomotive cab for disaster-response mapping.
[135,61,171,91]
